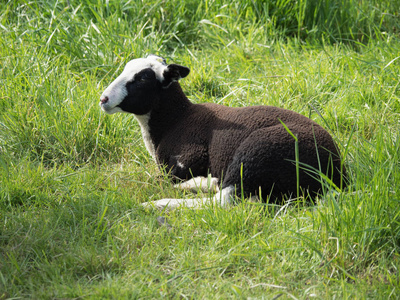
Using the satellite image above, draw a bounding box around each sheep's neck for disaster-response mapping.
[149,82,192,148]
[134,113,156,160]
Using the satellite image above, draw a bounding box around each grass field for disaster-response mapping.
[1,0,400,298]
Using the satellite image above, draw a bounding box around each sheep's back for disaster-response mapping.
[191,103,332,177]
[157,102,340,184]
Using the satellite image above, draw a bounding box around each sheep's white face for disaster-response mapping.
[100,55,168,115]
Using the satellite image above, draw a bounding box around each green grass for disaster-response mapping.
[1,0,400,298]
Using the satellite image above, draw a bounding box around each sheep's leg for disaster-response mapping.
[174,176,220,193]
[142,186,235,211]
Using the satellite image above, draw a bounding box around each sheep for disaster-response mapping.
[100,54,345,210]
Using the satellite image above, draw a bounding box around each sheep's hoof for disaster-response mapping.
[157,216,172,231]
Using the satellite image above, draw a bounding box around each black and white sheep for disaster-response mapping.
[100,54,345,210]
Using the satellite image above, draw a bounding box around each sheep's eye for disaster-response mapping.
[133,69,155,83]
[134,74,147,82]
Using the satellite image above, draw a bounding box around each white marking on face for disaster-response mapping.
[100,55,168,114]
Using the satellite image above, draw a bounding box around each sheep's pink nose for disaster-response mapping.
[100,96,109,104]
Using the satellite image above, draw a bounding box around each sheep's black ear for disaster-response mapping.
[162,64,190,88]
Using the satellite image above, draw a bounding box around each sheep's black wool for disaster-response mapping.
[148,83,344,200]
[100,55,346,202]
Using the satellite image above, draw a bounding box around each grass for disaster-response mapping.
[1,0,400,298]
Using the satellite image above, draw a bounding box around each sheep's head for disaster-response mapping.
[100,55,190,115]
